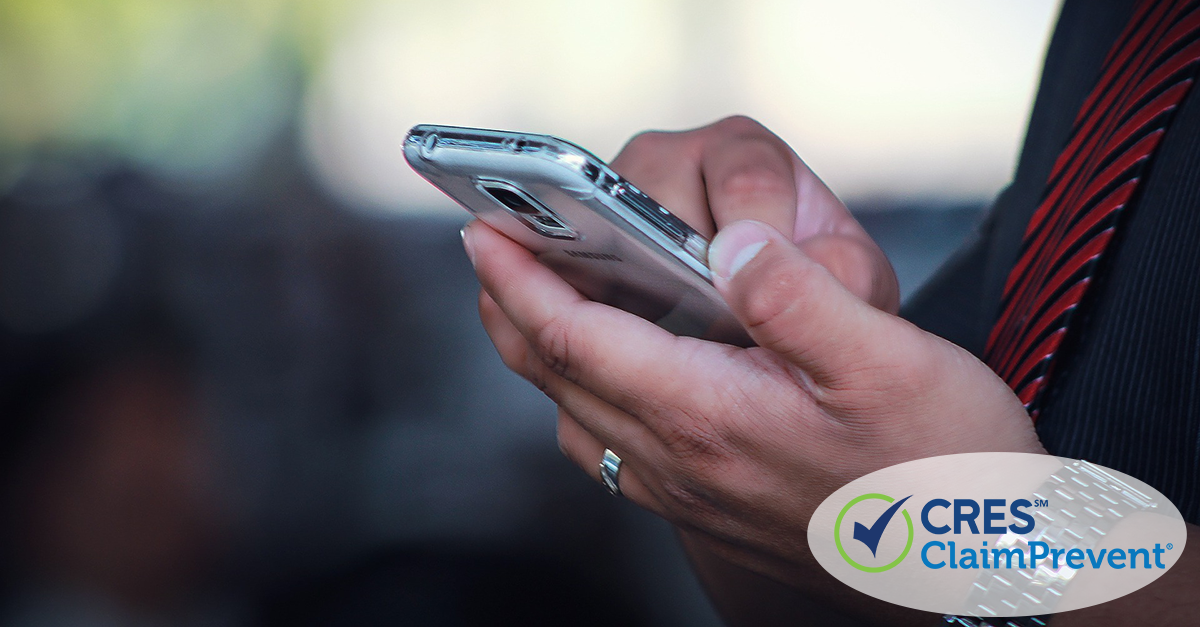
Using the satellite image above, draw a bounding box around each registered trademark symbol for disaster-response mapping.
[1167,543,1174,550]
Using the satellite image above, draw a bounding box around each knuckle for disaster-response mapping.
[533,312,579,382]
[555,421,579,464]
[837,238,881,300]
[805,235,893,307]
[659,475,723,520]
[712,114,767,136]
[621,130,674,159]
[496,341,528,376]
[614,130,686,186]
[658,413,735,465]
[718,164,794,202]
[738,348,820,403]
[556,427,596,480]
[556,428,570,459]
[739,260,815,335]
[523,353,554,397]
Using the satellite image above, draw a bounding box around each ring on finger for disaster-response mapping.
[599,448,623,497]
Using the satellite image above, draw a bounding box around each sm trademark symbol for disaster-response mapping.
[1033,499,1050,507]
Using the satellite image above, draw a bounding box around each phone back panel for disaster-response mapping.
[404,125,751,346]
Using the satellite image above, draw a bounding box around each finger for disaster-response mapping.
[699,120,896,310]
[483,294,666,462]
[464,219,709,420]
[698,116,798,237]
[610,130,715,236]
[797,234,900,314]
[479,288,533,376]
[609,120,896,311]
[708,220,902,385]
[556,408,666,514]
[485,279,759,498]
[482,287,673,508]
[540,368,664,467]
[482,285,677,481]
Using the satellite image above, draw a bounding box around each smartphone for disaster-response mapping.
[404,124,752,347]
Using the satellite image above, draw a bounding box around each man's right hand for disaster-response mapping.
[608,115,899,314]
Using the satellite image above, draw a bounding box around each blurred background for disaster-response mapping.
[0,0,1058,625]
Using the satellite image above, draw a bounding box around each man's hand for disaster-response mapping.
[605,115,899,313]
[463,116,1044,611]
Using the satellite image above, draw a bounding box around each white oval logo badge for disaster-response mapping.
[807,453,1187,617]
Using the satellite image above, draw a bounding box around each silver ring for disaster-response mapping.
[599,448,622,496]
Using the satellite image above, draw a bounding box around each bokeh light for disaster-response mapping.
[301,0,1060,213]
[0,0,1059,211]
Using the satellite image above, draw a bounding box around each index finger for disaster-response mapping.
[608,117,800,240]
[697,116,798,237]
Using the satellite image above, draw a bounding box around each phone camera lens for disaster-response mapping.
[533,215,565,228]
[484,186,538,215]
[479,182,577,240]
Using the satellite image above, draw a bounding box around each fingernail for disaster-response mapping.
[709,220,772,280]
[461,222,476,266]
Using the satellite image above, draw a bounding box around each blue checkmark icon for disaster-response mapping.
[852,495,912,557]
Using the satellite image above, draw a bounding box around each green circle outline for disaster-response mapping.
[834,493,914,573]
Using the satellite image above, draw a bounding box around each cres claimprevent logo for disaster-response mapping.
[809,453,1188,617]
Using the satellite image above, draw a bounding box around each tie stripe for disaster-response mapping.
[985,0,1200,418]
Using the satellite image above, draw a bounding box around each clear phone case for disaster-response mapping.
[404,124,751,346]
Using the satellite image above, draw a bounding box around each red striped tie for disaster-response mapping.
[985,0,1200,419]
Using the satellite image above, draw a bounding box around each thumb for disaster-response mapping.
[708,220,890,383]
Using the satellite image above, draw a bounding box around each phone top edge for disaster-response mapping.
[405,124,714,281]
[406,124,601,170]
